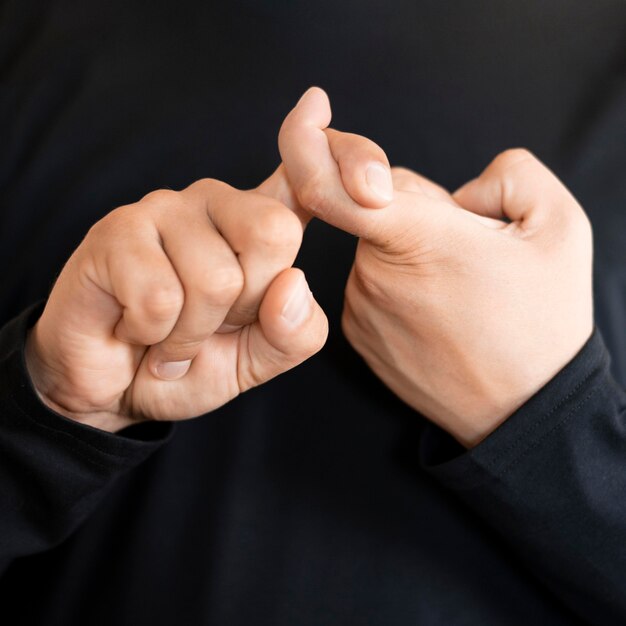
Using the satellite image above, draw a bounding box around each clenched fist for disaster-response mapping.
[25,179,328,433]
[280,88,593,448]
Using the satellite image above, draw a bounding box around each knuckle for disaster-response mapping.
[298,171,327,212]
[89,203,165,249]
[187,177,228,195]
[252,204,303,249]
[140,188,180,206]
[351,258,386,302]
[142,282,184,321]
[88,205,136,240]
[199,264,244,304]
[85,218,106,242]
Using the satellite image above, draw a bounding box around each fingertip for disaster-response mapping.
[259,267,328,354]
[239,269,328,392]
[298,86,330,107]
[304,85,328,97]
[290,86,332,129]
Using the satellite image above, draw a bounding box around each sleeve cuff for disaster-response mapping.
[419,328,610,490]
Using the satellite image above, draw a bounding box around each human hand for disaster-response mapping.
[24,179,330,433]
[279,88,593,447]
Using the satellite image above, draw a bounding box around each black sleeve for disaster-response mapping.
[419,328,626,626]
[0,302,174,574]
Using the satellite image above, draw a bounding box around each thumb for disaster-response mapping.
[237,268,328,392]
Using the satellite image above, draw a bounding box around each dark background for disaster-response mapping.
[0,2,625,624]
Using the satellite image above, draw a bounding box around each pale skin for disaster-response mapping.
[25,88,593,447]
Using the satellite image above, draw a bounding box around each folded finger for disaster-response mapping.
[183,179,303,330]
[148,203,244,379]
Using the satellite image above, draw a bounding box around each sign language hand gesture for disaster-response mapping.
[24,90,393,433]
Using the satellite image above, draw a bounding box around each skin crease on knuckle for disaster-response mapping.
[297,171,328,214]
[196,263,245,307]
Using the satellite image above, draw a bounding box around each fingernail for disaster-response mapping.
[156,359,192,380]
[365,162,393,203]
[281,274,313,328]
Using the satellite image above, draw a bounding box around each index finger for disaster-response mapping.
[278,87,398,244]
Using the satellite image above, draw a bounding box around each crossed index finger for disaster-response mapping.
[278,87,400,245]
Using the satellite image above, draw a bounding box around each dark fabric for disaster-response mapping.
[0,0,625,624]
[0,301,173,571]
[421,329,626,623]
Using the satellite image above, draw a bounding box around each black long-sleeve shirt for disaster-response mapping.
[1,1,625,624]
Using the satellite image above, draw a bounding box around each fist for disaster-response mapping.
[280,88,593,448]
[25,179,328,432]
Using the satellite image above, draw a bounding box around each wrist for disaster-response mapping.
[24,325,137,434]
[446,326,595,449]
